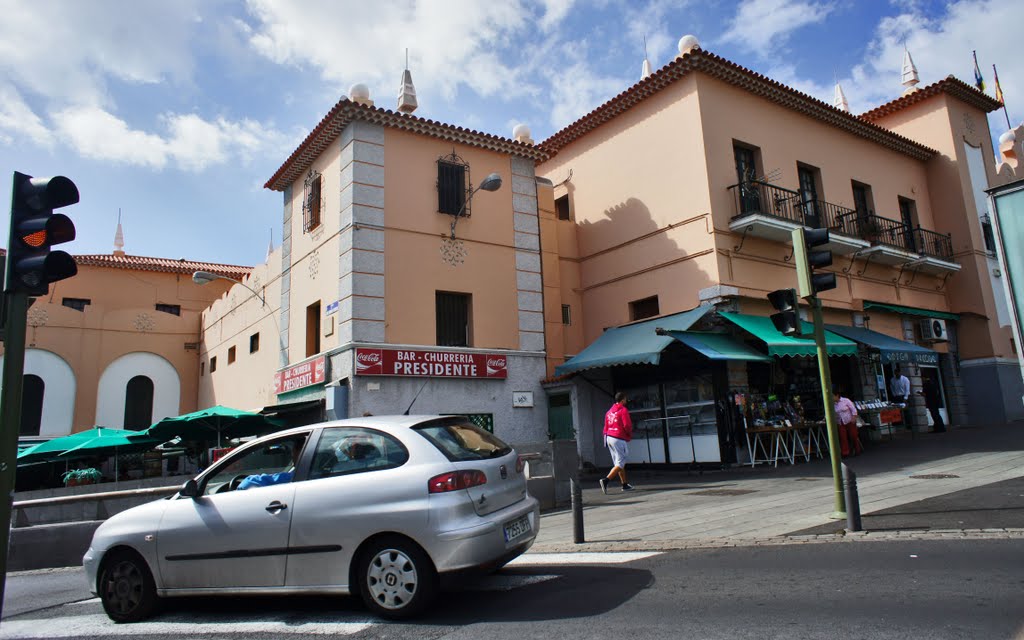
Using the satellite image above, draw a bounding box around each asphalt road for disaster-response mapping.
[2,540,1022,639]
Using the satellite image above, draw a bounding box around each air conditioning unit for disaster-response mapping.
[919,318,948,342]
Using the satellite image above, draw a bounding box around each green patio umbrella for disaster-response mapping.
[56,428,162,484]
[142,405,286,447]
[17,427,153,465]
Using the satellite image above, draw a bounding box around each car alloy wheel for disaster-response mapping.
[99,551,159,623]
[358,536,437,619]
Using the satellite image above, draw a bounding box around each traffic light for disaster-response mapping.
[792,226,836,299]
[6,172,78,296]
[768,288,802,337]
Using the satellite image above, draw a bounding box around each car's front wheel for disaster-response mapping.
[357,536,437,619]
[98,550,160,623]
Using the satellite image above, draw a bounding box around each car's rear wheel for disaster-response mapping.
[357,536,437,619]
[98,550,159,623]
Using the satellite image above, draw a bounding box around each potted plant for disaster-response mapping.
[62,468,102,487]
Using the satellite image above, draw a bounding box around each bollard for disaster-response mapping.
[570,476,585,543]
[842,463,862,532]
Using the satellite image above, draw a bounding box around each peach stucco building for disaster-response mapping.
[1,250,243,437]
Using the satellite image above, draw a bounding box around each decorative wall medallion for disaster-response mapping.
[962,112,976,135]
[134,312,155,332]
[440,237,467,266]
[249,275,261,291]
[27,308,48,327]
[309,251,321,280]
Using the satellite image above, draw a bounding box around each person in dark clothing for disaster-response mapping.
[919,377,946,433]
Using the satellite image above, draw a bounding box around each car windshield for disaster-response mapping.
[414,419,512,461]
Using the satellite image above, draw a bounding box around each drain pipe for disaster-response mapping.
[842,463,862,532]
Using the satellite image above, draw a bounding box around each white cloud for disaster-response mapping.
[538,0,577,32]
[720,0,835,58]
[0,84,54,147]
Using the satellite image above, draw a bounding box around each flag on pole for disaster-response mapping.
[973,51,985,92]
[993,64,1004,104]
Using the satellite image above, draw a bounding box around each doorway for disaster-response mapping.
[919,366,947,427]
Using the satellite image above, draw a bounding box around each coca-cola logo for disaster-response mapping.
[357,352,381,364]
[356,349,383,375]
[487,357,506,369]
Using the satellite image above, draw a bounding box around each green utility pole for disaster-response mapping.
[792,227,846,519]
[0,291,29,614]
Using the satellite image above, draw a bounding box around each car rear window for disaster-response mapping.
[415,419,513,461]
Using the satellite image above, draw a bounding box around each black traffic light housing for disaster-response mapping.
[768,288,802,337]
[6,172,78,296]
[794,227,836,299]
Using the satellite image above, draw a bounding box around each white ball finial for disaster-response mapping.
[999,130,1016,146]
[513,123,534,145]
[349,83,370,101]
[677,35,700,56]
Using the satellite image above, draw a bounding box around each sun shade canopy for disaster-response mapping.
[662,331,771,362]
[718,312,858,357]
[825,324,938,365]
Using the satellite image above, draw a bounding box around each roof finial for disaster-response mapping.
[397,48,418,114]
[833,70,850,112]
[641,34,652,80]
[901,45,919,95]
[266,227,274,262]
[113,208,125,256]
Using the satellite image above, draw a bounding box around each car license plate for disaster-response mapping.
[503,515,531,542]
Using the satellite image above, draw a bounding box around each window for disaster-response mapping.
[555,195,571,221]
[851,181,874,230]
[228,346,236,364]
[202,435,309,496]
[436,291,470,347]
[797,164,822,228]
[250,332,260,353]
[20,375,44,436]
[156,303,181,316]
[414,418,512,461]
[200,361,205,376]
[62,298,90,312]
[437,155,469,216]
[561,304,572,325]
[306,301,321,357]
[210,356,217,373]
[123,375,154,430]
[733,143,761,214]
[303,170,322,232]
[981,215,997,253]
[309,427,409,480]
[898,197,918,252]
[629,296,660,321]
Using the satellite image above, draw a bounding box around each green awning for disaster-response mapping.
[825,324,939,365]
[862,301,959,321]
[718,312,858,357]
[555,304,715,376]
[663,331,771,362]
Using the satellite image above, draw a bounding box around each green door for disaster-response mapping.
[547,393,574,440]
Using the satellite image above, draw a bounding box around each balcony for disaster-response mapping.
[728,180,868,255]
[728,181,959,273]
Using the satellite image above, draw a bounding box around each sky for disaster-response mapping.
[1,0,1021,268]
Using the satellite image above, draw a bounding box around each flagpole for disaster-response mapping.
[993,64,1012,130]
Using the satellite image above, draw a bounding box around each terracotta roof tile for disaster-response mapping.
[540,48,938,161]
[860,75,1003,121]
[265,100,550,192]
[73,253,251,279]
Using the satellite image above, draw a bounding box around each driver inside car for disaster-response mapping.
[236,441,302,490]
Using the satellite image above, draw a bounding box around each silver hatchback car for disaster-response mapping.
[83,415,540,622]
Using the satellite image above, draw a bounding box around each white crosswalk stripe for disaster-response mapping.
[508,551,662,565]
[0,614,374,638]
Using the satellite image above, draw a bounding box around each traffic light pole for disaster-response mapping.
[0,290,29,617]
[809,296,847,519]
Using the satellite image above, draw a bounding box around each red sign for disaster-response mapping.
[274,355,327,394]
[355,348,507,379]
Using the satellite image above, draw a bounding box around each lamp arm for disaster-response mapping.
[449,185,482,240]
[216,274,267,306]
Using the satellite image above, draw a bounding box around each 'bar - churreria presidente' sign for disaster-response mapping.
[355,348,507,379]
[274,355,327,394]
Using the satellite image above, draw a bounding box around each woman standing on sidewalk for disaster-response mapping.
[601,392,635,493]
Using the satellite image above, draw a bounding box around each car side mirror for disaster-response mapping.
[180,479,199,499]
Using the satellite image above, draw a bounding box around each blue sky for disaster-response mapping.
[1,0,1020,267]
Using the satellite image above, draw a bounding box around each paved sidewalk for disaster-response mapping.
[529,422,1024,553]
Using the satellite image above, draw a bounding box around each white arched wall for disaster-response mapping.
[0,349,76,436]
[96,352,181,429]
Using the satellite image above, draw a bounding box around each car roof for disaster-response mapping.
[263,415,459,439]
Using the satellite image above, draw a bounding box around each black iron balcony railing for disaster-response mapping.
[856,214,908,250]
[913,227,954,261]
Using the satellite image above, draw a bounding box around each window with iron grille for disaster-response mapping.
[62,297,90,312]
[437,153,469,217]
[436,291,470,347]
[156,303,181,316]
[303,170,323,233]
[561,304,571,325]
[630,296,660,321]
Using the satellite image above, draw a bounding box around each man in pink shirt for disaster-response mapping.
[600,392,635,493]
[833,386,863,457]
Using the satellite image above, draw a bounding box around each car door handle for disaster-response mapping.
[265,501,288,513]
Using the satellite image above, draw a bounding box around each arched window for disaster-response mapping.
[21,375,44,436]
[123,375,154,429]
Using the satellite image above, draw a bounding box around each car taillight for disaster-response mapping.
[428,470,487,493]
[515,455,525,474]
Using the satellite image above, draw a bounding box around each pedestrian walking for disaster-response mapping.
[890,366,913,430]
[600,392,634,493]
[833,386,863,457]
[919,377,946,433]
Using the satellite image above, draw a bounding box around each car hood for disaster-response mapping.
[91,496,172,549]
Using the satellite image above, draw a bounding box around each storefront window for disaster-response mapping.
[664,375,717,463]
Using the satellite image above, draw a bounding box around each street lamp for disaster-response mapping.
[449,172,502,240]
[192,270,266,306]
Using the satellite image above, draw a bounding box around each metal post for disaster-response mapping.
[842,463,862,532]
[811,297,847,519]
[570,476,584,544]
[0,291,29,618]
